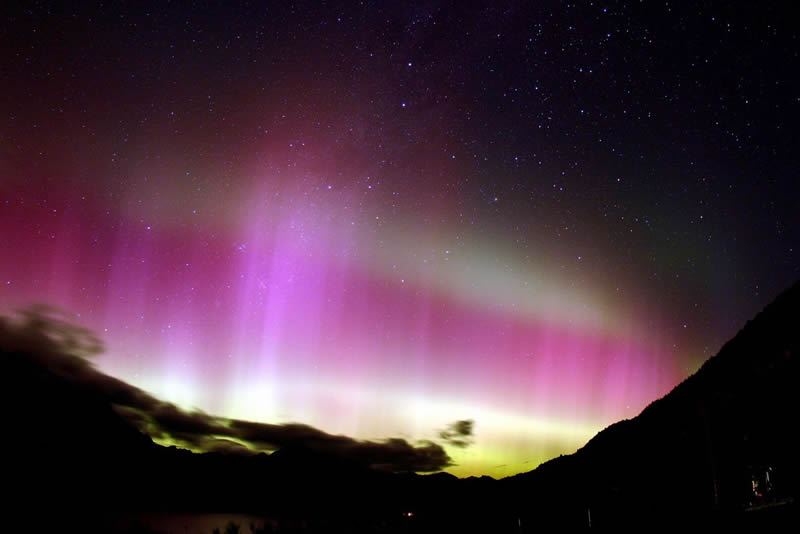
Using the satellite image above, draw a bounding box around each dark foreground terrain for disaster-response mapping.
[2,282,798,532]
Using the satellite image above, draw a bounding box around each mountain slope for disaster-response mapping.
[505,281,799,527]
[2,282,798,530]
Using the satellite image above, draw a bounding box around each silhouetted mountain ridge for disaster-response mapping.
[2,282,798,529]
[504,280,799,527]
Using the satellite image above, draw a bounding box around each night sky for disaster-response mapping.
[1,1,798,477]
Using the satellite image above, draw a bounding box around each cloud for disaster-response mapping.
[0,307,452,472]
[439,419,475,448]
[200,437,256,455]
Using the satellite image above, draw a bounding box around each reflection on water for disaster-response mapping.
[116,513,271,534]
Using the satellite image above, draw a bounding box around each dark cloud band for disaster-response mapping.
[1,308,453,472]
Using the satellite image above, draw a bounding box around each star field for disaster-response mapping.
[1,1,798,477]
